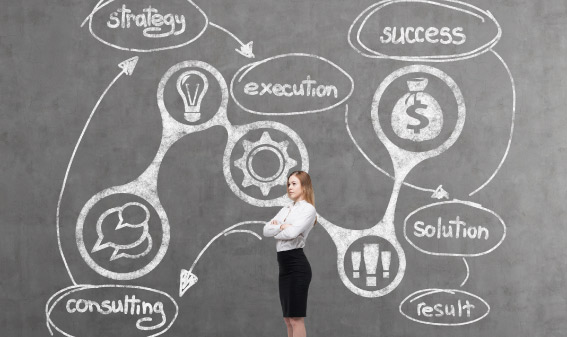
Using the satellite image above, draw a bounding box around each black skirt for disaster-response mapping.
[277,248,312,317]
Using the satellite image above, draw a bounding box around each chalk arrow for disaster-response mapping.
[179,221,264,297]
[118,56,139,75]
[431,185,449,199]
[209,22,255,58]
[179,269,198,297]
[236,41,255,58]
[55,56,139,285]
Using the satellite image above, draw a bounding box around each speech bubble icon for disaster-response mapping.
[91,202,153,261]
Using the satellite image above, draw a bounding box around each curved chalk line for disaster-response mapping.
[80,0,114,27]
[408,289,455,303]
[56,66,131,286]
[469,49,516,196]
[224,229,262,240]
[460,257,470,287]
[344,104,436,194]
[345,52,514,197]
[209,22,246,48]
[187,220,265,274]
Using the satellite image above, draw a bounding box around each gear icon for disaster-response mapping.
[234,131,298,196]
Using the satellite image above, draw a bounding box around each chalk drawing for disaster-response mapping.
[76,189,169,280]
[176,70,209,122]
[81,0,209,53]
[91,202,153,261]
[46,284,178,337]
[400,198,505,323]
[460,258,469,287]
[344,105,445,197]
[317,213,407,297]
[234,131,298,196]
[56,56,139,285]
[469,49,516,196]
[74,60,228,280]
[179,221,265,297]
[403,199,507,257]
[80,0,255,57]
[315,64,465,297]
[399,288,490,326]
[209,22,255,58]
[351,251,362,279]
[51,0,514,332]
[371,64,466,178]
[230,53,354,115]
[223,121,309,207]
[363,244,380,286]
[348,0,502,62]
[346,52,515,196]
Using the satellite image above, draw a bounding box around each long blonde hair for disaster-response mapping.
[288,171,317,225]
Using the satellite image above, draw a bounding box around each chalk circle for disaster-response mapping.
[371,65,465,166]
[223,121,309,207]
[157,60,228,127]
[338,234,406,298]
[248,146,286,182]
[76,189,170,280]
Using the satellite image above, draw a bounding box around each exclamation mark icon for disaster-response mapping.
[381,251,392,278]
[363,244,379,287]
[351,251,361,278]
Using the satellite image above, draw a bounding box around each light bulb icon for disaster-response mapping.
[176,70,209,122]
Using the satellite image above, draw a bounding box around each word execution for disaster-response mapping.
[107,5,186,38]
[244,75,339,98]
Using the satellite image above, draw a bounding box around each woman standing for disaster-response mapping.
[263,170,317,337]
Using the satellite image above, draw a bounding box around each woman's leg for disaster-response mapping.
[289,317,306,337]
[283,317,293,337]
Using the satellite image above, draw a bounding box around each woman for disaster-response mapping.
[263,170,317,337]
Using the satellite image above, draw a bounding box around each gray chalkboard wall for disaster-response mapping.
[3,0,567,336]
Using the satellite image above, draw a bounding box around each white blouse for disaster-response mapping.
[263,199,317,252]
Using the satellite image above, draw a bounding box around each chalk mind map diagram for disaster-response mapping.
[46,0,515,335]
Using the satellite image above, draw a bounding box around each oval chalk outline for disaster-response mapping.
[46,284,179,337]
[88,0,209,53]
[230,53,354,115]
[399,288,490,326]
[403,199,507,257]
[354,0,500,61]
[348,0,502,62]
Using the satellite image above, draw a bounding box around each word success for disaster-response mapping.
[379,26,466,45]
[107,5,186,38]
[244,76,338,98]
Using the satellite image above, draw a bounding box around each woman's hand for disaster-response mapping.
[270,219,280,225]
[279,223,292,230]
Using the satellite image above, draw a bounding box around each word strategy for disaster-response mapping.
[106,5,186,38]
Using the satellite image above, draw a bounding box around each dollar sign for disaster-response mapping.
[405,95,429,134]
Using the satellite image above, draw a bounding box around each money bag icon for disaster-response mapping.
[391,78,443,142]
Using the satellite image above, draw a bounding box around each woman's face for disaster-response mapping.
[287,175,303,201]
